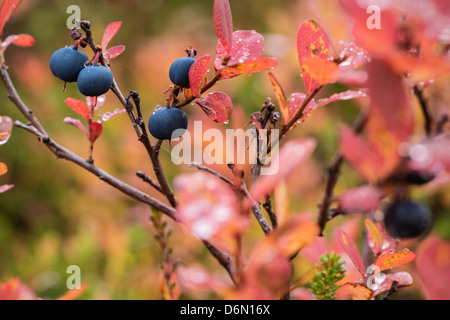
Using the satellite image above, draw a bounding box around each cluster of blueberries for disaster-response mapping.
[50,46,194,141]
[50,47,433,239]
[49,46,113,97]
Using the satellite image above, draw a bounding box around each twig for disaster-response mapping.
[80,21,178,208]
[413,83,432,136]
[14,121,177,220]
[317,109,368,236]
[189,162,273,236]
[136,171,164,194]
[382,280,399,300]
[262,196,277,228]
[203,240,239,286]
[434,114,449,136]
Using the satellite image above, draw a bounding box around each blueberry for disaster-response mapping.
[383,200,432,239]
[148,107,188,140]
[169,57,196,88]
[49,46,88,82]
[77,65,114,97]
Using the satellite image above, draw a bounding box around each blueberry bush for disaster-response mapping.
[0,0,449,300]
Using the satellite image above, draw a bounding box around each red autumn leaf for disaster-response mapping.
[215,30,265,72]
[339,125,384,183]
[0,161,8,176]
[251,138,317,201]
[89,121,103,144]
[315,89,368,109]
[63,117,88,138]
[336,228,365,279]
[297,20,330,93]
[213,0,233,57]
[268,72,289,124]
[86,94,106,112]
[1,33,34,52]
[374,250,416,272]
[365,218,383,256]
[219,57,278,79]
[0,184,13,193]
[338,41,370,72]
[104,45,125,61]
[65,97,90,121]
[336,281,373,300]
[366,59,414,147]
[416,236,450,300]
[340,0,398,59]
[195,91,233,124]
[372,272,413,297]
[101,21,122,52]
[286,92,317,126]
[174,172,248,255]
[338,186,383,214]
[301,57,340,87]
[0,278,37,300]
[0,0,22,38]
[189,54,211,98]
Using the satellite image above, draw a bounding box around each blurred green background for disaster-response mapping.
[0,0,449,299]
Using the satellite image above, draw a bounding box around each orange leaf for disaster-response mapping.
[301,57,340,87]
[268,72,289,123]
[1,34,34,52]
[375,250,416,272]
[297,20,330,93]
[366,219,383,256]
[365,219,383,256]
[337,282,373,300]
[220,57,278,79]
[0,162,7,176]
[57,282,88,300]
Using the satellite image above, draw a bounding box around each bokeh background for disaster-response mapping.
[0,0,449,299]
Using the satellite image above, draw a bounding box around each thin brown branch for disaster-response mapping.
[262,196,277,228]
[14,121,177,219]
[80,21,177,207]
[136,171,164,194]
[317,109,368,236]
[203,240,239,286]
[382,280,399,300]
[413,83,432,136]
[189,162,273,236]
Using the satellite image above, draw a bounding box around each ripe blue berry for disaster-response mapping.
[383,200,432,239]
[77,65,114,97]
[148,107,188,140]
[49,46,88,82]
[169,57,196,88]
